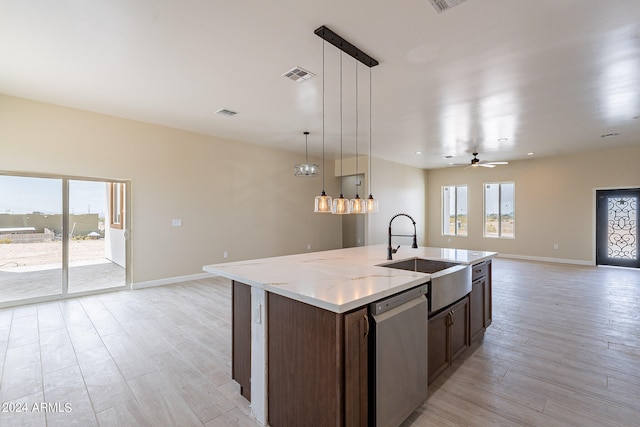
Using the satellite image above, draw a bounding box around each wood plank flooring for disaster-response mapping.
[0,258,638,426]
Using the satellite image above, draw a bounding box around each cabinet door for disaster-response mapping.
[428,309,450,384]
[484,262,492,327]
[469,278,485,343]
[449,297,469,362]
[344,308,368,427]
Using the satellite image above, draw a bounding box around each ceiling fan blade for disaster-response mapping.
[487,161,508,165]
[478,163,496,168]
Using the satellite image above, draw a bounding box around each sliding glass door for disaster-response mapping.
[0,175,63,303]
[0,173,129,306]
[68,179,126,293]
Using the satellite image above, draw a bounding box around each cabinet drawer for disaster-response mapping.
[471,261,488,281]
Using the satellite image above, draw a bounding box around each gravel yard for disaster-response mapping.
[0,239,106,269]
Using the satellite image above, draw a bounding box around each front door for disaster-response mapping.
[596,189,640,268]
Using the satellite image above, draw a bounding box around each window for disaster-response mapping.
[110,182,124,229]
[484,182,514,238]
[442,185,467,236]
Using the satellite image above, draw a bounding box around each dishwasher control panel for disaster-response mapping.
[370,282,429,315]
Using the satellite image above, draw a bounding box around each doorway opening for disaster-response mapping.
[341,174,365,248]
[596,188,639,268]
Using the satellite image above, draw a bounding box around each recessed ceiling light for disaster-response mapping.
[600,132,620,138]
[415,151,422,155]
[527,152,534,156]
[498,137,509,142]
[282,66,315,83]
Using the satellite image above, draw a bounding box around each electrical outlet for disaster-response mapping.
[553,243,559,250]
[223,251,229,258]
[171,219,182,227]
[307,243,311,250]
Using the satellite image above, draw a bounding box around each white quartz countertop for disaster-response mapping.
[202,245,496,313]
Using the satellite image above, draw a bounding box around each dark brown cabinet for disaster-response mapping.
[232,281,368,427]
[469,260,492,343]
[267,292,368,427]
[427,296,469,384]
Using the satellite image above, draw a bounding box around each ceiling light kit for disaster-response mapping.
[314,25,379,214]
[294,131,319,177]
[466,152,508,169]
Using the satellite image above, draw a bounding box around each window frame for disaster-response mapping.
[109,182,124,229]
[442,184,468,237]
[483,181,515,239]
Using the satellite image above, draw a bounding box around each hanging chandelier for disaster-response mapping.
[294,131,319,177]
[314,25,379,215]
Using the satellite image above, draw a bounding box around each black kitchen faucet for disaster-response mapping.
[387,213,418,260]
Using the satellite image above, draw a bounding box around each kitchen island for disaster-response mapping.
[203,245,496,426]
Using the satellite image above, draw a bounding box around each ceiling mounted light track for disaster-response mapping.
[314,26,379,68]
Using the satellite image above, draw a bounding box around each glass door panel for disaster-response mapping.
[596,189,640,268]
[0,175,63,303]
[67,180,125,293]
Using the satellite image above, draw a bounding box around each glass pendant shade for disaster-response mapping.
[332,194,351,215]
[294,163,319,177]
[366,194,379,213]
[314,191,333,213]
[350,194,366,214]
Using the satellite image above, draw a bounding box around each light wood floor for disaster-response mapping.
[0,258,638,426]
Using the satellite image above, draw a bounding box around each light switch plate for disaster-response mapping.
[171,219,182,227]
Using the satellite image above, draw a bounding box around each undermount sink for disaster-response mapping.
[380,257,471,313]
[379,258,460,274]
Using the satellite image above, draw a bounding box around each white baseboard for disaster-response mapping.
[497,253,594,266]
[132,272,215,289]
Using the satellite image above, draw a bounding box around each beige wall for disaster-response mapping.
[337,156,428,249]
[426,146,640,264]
[0,95,343,283]
[367,157,427,248]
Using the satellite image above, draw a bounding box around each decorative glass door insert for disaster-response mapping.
[596,189,639,268]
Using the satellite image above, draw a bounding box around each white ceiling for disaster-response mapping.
[1,0,639,169]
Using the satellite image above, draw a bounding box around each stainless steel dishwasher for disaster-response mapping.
[369,283,429,427]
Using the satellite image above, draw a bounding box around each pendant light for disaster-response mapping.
[333,51,351,215]
[314,25,379,214]
[331,52,351,215]
[350,60,365,214]
[314,39,332,213]
[294,131,319,177]
[366,66,379,213]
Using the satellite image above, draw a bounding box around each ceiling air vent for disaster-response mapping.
[282,66,315,83]
[428,0,469,13]
[215,108,237,116]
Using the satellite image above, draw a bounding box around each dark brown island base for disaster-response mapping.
[204,245,496,427]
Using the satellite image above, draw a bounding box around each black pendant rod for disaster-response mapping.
[314,25,379,68]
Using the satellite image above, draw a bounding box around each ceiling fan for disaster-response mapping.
[460,152,509,169]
